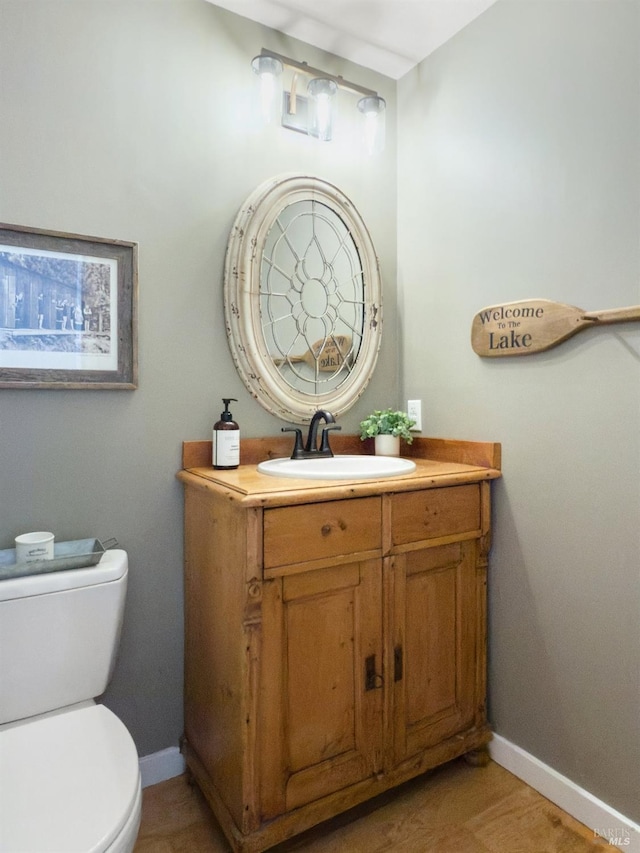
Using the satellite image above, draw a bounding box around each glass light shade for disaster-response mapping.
[251,55,283,123]
[307,77,338,141]
[357,95,386,155]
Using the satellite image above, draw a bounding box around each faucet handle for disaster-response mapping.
[319,423,342,455]
[281,427,304,459]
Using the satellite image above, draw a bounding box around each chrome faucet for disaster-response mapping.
[282,410,342,459]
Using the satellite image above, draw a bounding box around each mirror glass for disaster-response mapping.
[260,199,363,395]
[224,175,382,423]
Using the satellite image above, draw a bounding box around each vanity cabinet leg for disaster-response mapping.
[463,746,490,767]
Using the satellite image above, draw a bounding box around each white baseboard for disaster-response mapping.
[139,746,186,789]
[489,734,640,852]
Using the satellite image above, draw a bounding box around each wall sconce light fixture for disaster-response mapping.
[251,49,386,152]
[357,95,386,155]
[251,53,283,123]
[307,77,338,141]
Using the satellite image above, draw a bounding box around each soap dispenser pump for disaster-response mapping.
[213,398,240,469]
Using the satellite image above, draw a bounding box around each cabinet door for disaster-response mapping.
[259,559,383,819]
[391,541,477,765]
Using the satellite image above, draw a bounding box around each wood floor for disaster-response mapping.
[133,758,614,852]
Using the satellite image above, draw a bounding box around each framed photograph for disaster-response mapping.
[0,223,137,389]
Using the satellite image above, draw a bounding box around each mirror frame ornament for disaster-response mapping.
[224,174,382,424]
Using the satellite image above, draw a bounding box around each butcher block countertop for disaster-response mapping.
[178,435,501,508]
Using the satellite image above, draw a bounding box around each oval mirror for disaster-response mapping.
[224,174,382,423]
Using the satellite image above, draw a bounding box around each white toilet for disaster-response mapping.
[0,549,142,853]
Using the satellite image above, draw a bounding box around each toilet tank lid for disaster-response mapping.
[0,549,128,602]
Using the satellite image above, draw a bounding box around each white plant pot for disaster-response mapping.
[374,434,400,457]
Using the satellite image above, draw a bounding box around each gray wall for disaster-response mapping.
[0,0,397,757]
[2,0,638,827]
[398,0,639,821]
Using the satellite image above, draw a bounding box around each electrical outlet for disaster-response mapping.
[407,399,422,432]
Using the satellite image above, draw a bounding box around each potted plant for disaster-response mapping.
[359,408,416,456]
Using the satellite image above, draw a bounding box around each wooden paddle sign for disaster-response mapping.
[471,299,640,357]
[273,335,352,370]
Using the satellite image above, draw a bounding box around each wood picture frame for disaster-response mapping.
[0,223,137,389]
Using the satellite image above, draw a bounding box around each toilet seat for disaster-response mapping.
[0,703,141,853]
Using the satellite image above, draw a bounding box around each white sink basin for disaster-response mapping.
[257,455,417,480]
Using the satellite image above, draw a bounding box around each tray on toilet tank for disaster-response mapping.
[0,538,110,581]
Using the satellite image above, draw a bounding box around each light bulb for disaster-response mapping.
[307,78,337,141]
[357,95,386,155]
[251,55,283,123]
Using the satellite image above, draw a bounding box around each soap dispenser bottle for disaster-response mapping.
[213,398,240,469]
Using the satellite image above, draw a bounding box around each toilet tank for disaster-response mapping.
[0,549,128,725]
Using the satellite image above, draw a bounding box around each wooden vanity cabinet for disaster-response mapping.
[179,439,500,853]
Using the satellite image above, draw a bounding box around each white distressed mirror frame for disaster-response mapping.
[224,174,383,424]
